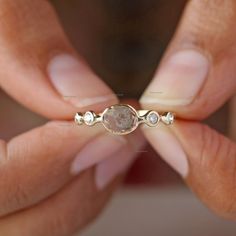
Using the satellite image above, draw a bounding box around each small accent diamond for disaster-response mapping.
[162,112,174,125]
[166,112,174,124]
[146,111,159,126]
[83,111,94,125]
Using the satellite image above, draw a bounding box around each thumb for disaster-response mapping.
[0,0,117,120]
[140,0,236,220]
[140,0,236,120]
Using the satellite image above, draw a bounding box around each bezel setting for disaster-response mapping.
[145,111,160,127]
[83,111,96,126]
[74,104,174,135]
[101,104,139,135]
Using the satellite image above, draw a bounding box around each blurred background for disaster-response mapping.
[1,0,236,235]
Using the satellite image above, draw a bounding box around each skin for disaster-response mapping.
[0,0,235,235]
[141,0,236,219]
[0,1,145,235]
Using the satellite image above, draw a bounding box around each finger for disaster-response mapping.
[140,0,236,219]
[0,0,117,119]
[0,120,145,216]
[143,121,236,220]
[0,169,118,236]
[140,0,236,120]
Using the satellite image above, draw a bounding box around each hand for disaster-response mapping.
[0,1,145,235]
[140,0,236,219]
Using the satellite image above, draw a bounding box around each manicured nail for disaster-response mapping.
[70,133,127,175]
[95,129,147,190]
[142,124,188,177]
[140,50,209,106]
[48,54,117,108]
[95,146,136,190]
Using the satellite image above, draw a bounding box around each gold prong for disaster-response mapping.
[74,112,84,125]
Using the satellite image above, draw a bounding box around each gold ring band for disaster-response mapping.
[74,104,174,135]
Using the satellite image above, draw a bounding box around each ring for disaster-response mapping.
[74,104,174,135]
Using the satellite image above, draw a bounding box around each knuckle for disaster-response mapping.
[46,217,68,236]
[0,0,63,62]
[0,141,30,215]
[197,125,236,218]
[0,178,32,216]
[0,0,51,32]
[10,183,32,210]
[40,121,72,154]
[182,0,236,50]
[189,0,235,28]
[40,122,64,151]
[45,212,77,236]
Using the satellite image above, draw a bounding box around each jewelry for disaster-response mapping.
[74,104,174,135]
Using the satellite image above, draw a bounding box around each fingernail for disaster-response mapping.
[95,146,136,190]
[142,124,188,177]
[95,129,147,190]
[141,50,209,106]
[48,54,117,108]
[70,133,127,175]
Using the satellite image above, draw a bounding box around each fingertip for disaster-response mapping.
[141,122,189,177]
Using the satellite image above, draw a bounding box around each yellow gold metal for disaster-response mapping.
[74,104,174,135]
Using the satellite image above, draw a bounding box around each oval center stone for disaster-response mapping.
[102,104,138,134]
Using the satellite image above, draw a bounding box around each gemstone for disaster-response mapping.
[147,111,159,125]
[166,112,174,124]
[162,112,174,125]
[102,104,138,134]
[83,111,94,125]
